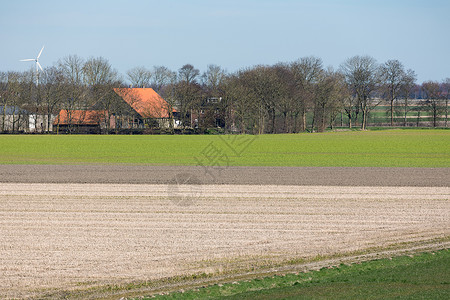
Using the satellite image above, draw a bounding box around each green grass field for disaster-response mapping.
[147,249,450,300]
[0,129,449,167]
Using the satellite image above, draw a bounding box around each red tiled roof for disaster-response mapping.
[114,88,174,119]
[54,110,107,125]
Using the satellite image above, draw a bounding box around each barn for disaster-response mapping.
[53,110,109,133]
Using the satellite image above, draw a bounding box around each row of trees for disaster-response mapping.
[1,55,449,133]
[127,56,450,132]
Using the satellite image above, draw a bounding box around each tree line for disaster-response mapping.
[0,54,449,134]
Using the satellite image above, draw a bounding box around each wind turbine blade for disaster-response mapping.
[20,59,35,61]
[37,46,44,59]
[37,62,43,72]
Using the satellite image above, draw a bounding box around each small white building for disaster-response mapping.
[28,114,56,133]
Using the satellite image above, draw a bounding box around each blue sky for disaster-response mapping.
[1,0,449,83]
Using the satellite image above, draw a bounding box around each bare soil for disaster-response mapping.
[0,182,449,299]
[0,165,449,186]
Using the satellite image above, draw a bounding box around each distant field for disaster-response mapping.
[0,129,449,167]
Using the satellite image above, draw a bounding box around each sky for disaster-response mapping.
[1,0,449,83]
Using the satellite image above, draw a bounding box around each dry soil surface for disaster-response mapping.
[0,182,449,299]
[0,165,449,186]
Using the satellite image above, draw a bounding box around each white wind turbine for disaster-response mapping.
[20,46,45,86]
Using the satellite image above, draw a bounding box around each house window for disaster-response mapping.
[207,97,221,104]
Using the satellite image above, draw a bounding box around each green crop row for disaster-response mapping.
[0,129,448,167]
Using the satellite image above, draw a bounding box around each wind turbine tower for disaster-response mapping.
[20,46,45,86]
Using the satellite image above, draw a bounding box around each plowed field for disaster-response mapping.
[1,181,449,298]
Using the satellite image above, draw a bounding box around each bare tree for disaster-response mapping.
[422,81,443,127]
[290,57,323,131]
[313,67,342,132]
[151,66,175,93]
[273,63,296,133]
[442,78,450,127]
[223,73,256,133]
[20,69,41,132]
[157,72,180,133]
[83,57,120,133]
[400,69,417,126]
[340,55,380,130]
[197,65,228,130]
[380,59,408,126]
[57,55,87,133]
[341,96,357,128]
[179,64,200,85]
[0,72,27,132]
[328,72,348,129]
[59,55,85,85]
[202,64,226,94]
[175,64,202,127]
[83,57,118,87]
[39,67,65,132]
[238,66,283,134]
[127,66,152,88]
[0,72,9,132]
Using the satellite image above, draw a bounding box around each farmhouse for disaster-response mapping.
[190,97,226,129]
[114,87,176,128]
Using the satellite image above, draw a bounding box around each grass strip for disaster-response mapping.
[147,249,450,299]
